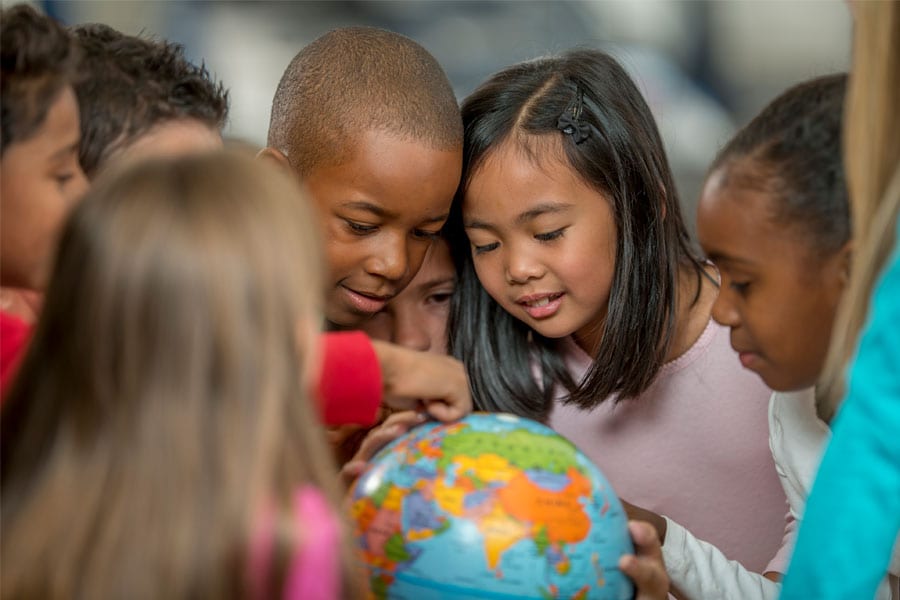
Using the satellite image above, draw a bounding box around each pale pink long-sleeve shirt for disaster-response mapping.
[549,318,790,577]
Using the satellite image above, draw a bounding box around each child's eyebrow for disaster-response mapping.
[463,218,494,230]
[341,201,394,218]
[464,202,574,230]
[704,250,754,267]
[421,274,457,290]
[514,202,573,226]
[341,201,447,224]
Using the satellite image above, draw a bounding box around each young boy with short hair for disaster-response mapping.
[1,17,471,423]
[261,26,463,330]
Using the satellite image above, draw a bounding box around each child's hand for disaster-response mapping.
[371,340,472,422]
[340,410,427,489]
[620,498,667,544]
[619,520,669,600]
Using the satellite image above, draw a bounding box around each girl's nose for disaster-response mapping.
[505,250,544,284]
[710,287,741,328]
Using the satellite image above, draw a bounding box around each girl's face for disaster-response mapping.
[463,140,617,352]
[361,238,455,354]
[697,167,849,391]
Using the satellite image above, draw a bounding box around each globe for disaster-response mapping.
[347,412,635,599]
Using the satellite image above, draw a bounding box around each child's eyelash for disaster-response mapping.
[730,281,751,294]
[345,220,377,235]
[473,242,499,255]
[535,228,566,242]
[413,229,442,241]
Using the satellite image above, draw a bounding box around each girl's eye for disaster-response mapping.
[413,229,441,241]
[426,291,453,306]
[472,241,499,255]
[345,220,377,235]
[55,173,74,187]
[730,281,751,295]
[535,228,566,242]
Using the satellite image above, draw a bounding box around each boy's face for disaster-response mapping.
[697,168,849,392]
[361,238,456,353]
[304,130,461,328]
[1,87,87,290]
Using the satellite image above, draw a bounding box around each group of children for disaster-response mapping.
[1,1,898,599]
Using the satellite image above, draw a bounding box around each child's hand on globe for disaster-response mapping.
[620,520,669,599]
[372,340,473,421]
[339,410,428,489]
[620,499,667,544]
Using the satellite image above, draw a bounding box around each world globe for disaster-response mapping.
[347,412,635,599]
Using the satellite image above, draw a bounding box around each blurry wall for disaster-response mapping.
[26,0,852,237]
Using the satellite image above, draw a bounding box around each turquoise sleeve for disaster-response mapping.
[781,233,900,598]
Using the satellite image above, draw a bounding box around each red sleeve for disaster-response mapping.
[316,331,382,427]
[1,311,31,402]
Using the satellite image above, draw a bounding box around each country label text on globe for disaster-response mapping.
[348,412,635,599]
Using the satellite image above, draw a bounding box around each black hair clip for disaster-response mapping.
[557,87,591,144]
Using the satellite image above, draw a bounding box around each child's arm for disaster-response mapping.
[621,499,783,599]
[317,331,383,426]
[662,518,782,599]
[317,332,472,427]
[370,339,472,421]
[620,389,829,599]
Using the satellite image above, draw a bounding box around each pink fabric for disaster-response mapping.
[248,486,341,600]
[549,318,790,574]
[284,488,341,600]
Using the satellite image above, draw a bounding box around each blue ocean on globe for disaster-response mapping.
[348,412,635,599]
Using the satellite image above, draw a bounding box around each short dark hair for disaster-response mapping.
[70,23,229,178]
[1,4,80,156]
[447,48,706,421]
[267,26,462,176]
[711,73,849,256]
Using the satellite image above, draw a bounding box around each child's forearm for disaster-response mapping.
[316,333,473,427]
[662,518,781,600]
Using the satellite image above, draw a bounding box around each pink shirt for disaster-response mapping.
[249,487,342,600]
[549,318,790,574]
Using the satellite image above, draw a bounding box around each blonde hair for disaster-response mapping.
[820,1,900,420]
[1,152,361,598]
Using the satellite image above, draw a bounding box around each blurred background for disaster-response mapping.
[14,0,852,234]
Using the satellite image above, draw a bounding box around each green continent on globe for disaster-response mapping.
[436,427,585,475]
[350,415,632,600]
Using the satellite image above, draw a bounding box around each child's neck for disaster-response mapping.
[665,263,718,363]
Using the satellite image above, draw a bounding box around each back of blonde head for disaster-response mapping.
[1,152,360,598]
[821,1,900,419]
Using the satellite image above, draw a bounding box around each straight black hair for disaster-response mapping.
[447,48,706,421]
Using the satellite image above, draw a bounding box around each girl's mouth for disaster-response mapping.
[517,292,565,319]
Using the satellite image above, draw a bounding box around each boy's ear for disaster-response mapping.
[256,147,293,173]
